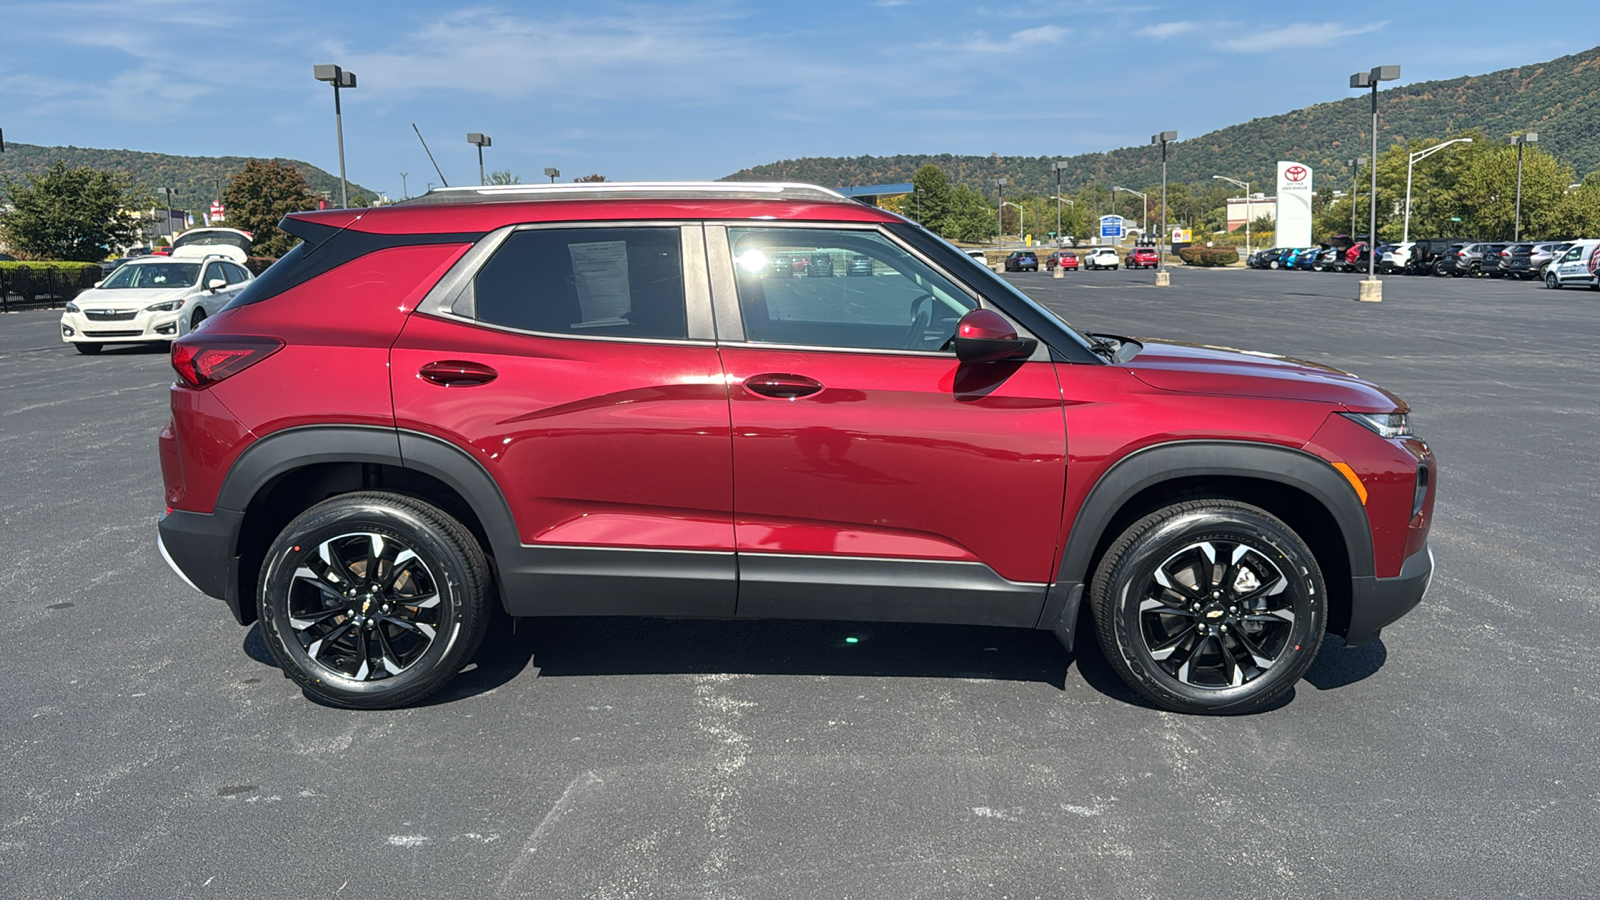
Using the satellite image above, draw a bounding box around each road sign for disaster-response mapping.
[1099,215,1125,239]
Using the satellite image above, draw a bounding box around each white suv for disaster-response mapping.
[60,255,253,354]
[1082,248,1120,270]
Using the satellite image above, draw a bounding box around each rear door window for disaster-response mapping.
[472,227,687,339]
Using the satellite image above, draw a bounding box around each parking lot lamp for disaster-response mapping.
[544,167,560,183]
[1048,196,1074,245]
[467,134,492,186]
[1113,187,1146,244]
[1052,161,1068,244]
[1351,66,1399,300]
[312,64,357,209]
[1345,157,1366,242]
[1212,175,1250,256]
[995,178,1007,247]
[1403,137,1471,244]
[1152,132,1176,276]
[1510,132,1538,241]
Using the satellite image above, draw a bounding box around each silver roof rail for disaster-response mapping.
[396,181,848,206]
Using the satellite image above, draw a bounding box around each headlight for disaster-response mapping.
[65,301,80,312]
[144,298,185,312]
[1340,411,1413,438]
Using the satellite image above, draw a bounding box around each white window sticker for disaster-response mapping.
[568,241,631,327]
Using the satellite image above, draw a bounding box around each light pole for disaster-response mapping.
[399,172,409,199]
[995,177,1007,246]
[1114,187,1147,244]
[312,64,357,209]
[1510,132,1539,241]
[544,167,560,183]
[1345,157,1366,241]
[1048,196,1074,245]
[1152,131,1176,279]
[1351,65,1400,301]
[1212,176,1251,256]
[467,134,492,186]
[158,187,178,240]
[1052,161,1068,246]
[1403,137,1472,244]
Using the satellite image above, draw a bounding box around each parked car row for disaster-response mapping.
[1247,238,1600,288]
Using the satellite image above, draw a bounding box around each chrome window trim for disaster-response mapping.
[417,220,717,346]
[703,222,1045,360]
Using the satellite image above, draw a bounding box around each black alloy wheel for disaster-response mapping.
[1090,500,1326,714]
[258,492,491,709]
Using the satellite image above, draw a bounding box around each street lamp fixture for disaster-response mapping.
[1212,175,1251,256]
[1113,187,1147,244]
[1402,137,1472,243]
[995,177,1007,247]
[1152,131,1176,279]
[1350,65,1399,301]
[313,64,357,209]
[1344,157,1367,243]
[544,167,560,183]
[467,133,492,186]
[1510,132,1539,241]
[1052,161,1069,248]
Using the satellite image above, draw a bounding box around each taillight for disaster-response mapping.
[170,335,283,388]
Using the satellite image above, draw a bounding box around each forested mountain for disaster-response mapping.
[725,45,1600,196]
[0,143,378,211]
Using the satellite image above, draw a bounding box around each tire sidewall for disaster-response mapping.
[1097,505,1326,714]
[258,496,480,707]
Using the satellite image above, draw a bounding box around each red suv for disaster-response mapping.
[1125,247,1160,269]
[158,183,1435,714]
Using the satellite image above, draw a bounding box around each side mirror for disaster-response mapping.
[954,308,1036,363]
[206,278,227,292]
[93,280,103,288]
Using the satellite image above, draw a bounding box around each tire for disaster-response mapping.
[1269,261,1280,270]
[1089,500,1327,715]
[1433,260,1449,277]
[191,308,207,331]
[1546,272,1560,289]
[257,491,492,709]
[73,342,103,355]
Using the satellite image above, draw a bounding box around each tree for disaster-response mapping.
[0,160,148,261]
[1549,173,1600,238]
[221,160,316,258]
[1453,144,1572,240]
[573,174,607,182]
[907,165,952,228]
[487,170,521,185]
[942,184,997,243]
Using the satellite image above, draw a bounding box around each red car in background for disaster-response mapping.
[158,181,1436,716]
[1046,250,1079,271]
[1125,247,1159,268]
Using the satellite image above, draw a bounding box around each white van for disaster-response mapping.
[1544,239,1600,290]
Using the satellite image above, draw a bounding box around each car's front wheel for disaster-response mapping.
[1546,272,1560,289]
[73,343,103,355]
[190,308,207,331]
[1090,500,1326,715]
[257,491,492,709]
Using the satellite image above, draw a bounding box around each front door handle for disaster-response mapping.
[743,373,823,399]
[419,360,498,387]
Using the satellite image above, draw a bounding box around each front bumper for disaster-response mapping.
[158,507,249,624]
[61,308,181,343]
[1344,543,1433,646]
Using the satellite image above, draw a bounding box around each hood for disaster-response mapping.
[73,286,190,310]
[1122,339,1406,411]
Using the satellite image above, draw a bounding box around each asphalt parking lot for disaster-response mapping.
[2,266,1596,899]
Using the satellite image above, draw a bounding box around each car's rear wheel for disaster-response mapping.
[1090,500,1326,715]
[257,491,491,709]
[73,343,103,355]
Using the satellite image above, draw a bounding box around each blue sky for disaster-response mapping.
[2,0,1594,200]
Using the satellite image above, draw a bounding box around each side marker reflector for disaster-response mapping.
[1331,462,1368,505]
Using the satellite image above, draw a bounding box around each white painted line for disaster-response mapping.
[496,770,605,895]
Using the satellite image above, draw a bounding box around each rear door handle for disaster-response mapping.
[743,373,823,399]
[419,360,498,387]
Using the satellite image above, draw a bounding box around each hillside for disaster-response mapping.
[726,45,1600,195]
[0,143,379,211]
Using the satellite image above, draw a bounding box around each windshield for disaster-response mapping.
[172,231,251,253]
[99,263,200,289]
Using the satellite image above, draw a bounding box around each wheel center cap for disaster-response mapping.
[1204,605,1226,620]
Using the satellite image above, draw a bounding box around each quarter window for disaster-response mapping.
[472,227,687,339]
[727,227,977,352]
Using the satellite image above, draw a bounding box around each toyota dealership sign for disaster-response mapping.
[1276,161,1313,248]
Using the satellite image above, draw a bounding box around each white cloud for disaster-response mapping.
[1215,22,1387,53]
[1139,21,1200,40]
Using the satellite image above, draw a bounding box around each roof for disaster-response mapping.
[289,182,899,235]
